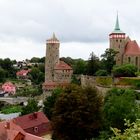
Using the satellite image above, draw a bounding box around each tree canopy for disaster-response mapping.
[52,85,103,140]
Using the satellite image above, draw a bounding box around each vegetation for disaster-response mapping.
[95,70,108,76]
[51,85,103,140]
[21,99,39,115]
[1,105,22,114]
[110,119,140,140]
[43,88,62,119]
[96,77,112,87]
[86,52,100,75]
[101,48,118,74]
[113,64,137,77]
[103,88,140,131]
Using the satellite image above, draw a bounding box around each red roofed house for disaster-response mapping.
[2,82,16,95]
[0,120,45,140]
[16,69,30,79]
[43,34,73,91]
[13,112,51,137]
[109,14,140,70]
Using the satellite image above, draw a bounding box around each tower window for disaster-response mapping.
[120,40,122,42]
[128,57,131,63]
[136,57,138,66]
[116,39,118,42]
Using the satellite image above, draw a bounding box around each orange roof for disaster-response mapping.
[54,61,73,70]
[125,40,140,55]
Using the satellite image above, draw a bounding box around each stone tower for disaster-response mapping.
[45,33,60,82]
[109,14,126,65]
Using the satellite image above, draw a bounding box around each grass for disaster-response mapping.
[1,105,22,114]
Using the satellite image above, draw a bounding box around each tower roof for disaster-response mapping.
[111,14,124,34]
[47,33,59,43]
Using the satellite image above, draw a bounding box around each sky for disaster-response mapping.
[0,0,140,60]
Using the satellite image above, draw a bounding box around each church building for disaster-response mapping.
[109,15,140,70]
[43,34,73,91]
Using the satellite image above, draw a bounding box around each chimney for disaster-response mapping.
[5,122,10,129]
[33,112,38,119]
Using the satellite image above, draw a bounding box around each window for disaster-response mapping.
[116,39,118,42]
[120,39,122,42]
[128,57,131,63]
[136,57,138,66]
[34,127,38,133]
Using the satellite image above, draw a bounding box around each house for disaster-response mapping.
[0,120,45,140]
[2,82,16,95]
[109,14,140,70]
[13,112,51,137]
[16,69,31,79]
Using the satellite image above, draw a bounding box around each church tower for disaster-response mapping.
[45,33,60,82]
[109,14,126,65]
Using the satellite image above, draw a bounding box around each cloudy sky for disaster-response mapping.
[0,0,140,60]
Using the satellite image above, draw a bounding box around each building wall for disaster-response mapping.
[54,69,73,83]
[109,35,126,65]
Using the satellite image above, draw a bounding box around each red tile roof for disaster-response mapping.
[13,112,49,130]
[16,69,30,76]
[54,61,73,70]
[125,40,140,55]
[0,114,47,140]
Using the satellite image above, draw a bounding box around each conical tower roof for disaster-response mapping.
[111,14,124,34]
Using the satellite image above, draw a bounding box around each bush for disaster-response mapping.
[96,77,112,87]
[95,70,108,76]
[112,64,137,77]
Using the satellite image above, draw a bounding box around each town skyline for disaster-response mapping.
[0,0,140,60]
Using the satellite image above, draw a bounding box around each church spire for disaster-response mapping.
[114,13,120,31]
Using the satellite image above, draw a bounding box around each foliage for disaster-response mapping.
[115,77,140,89]
[73,59,86,74]
[103,88,140,131]
[96,77,112,87]
[101,48,118,74]
[86,52,100,75]
[0,68,6,82]
[110,119,140,140]
[43,88,62,119]
[15,85,42,97]
[21,98,39,115]
[71,75,81,85]
[29,67,44,84]
[1,105,22,114]
[95,70,108,76]
[112,64,137,77]
[52,85,103,140]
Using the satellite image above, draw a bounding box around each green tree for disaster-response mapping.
[21,99,39,115]
[73,59,86,74]
[52,85,103,140]
[30,57,40,63]
[86,52,100,75]
[29,67,44,84]
[101,48,118,74]
[103,88,140,131]
[110,119,140,140]
[112,64,137,77]
[0,68,6,82]
[43,88,62,119]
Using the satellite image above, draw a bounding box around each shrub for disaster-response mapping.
[95,70,108,76]
[112,64,137,77]
[96,77,112,87]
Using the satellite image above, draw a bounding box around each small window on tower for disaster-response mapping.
[116,40,118,42]
[120,40,122,42]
